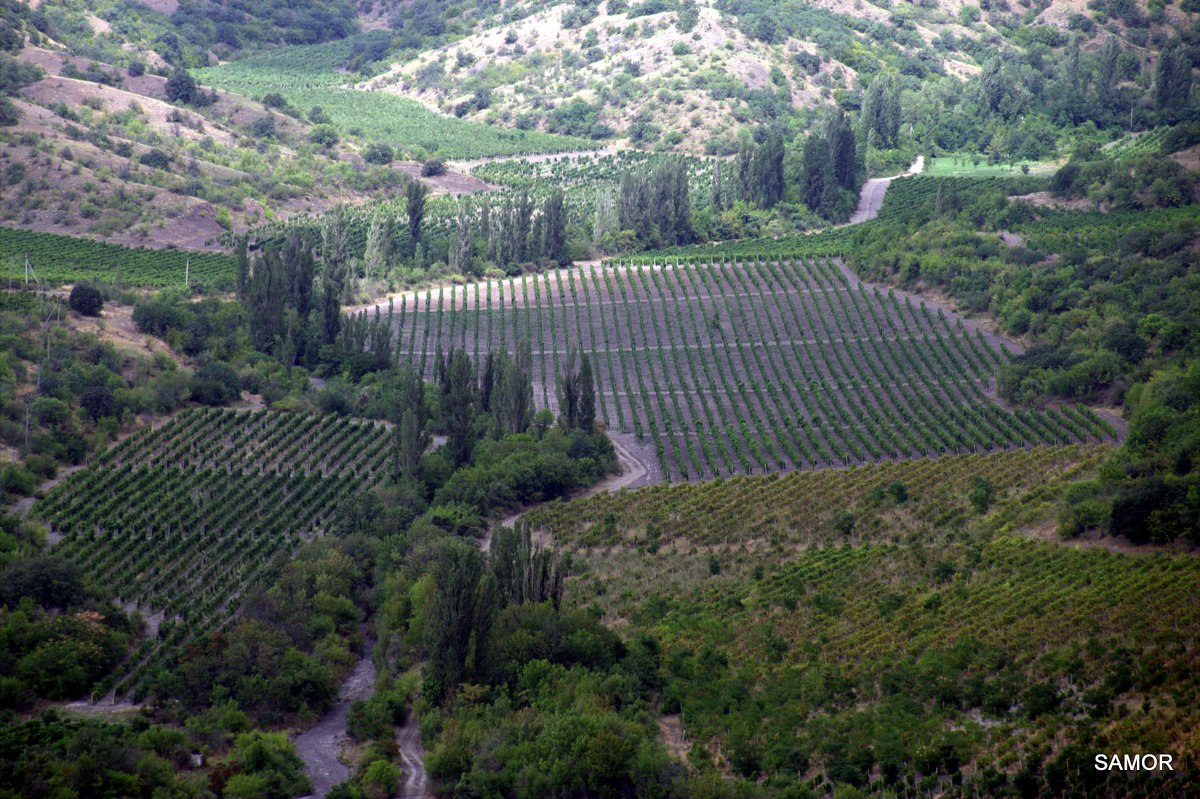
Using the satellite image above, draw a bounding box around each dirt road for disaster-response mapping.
[486,432,660,551]
[396,711,429,799]
[294,637,376,799]
[847,156,924,224]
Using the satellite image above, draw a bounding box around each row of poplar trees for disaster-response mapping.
[389,344,596,481]
[238,205,391,367]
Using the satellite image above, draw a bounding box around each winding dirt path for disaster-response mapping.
[485,432,659,551]
[294,637,376,799]
[396,711,430,799]
[846,156,924,224]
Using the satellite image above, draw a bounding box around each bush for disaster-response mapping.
[164,69,197,104]
[421,158,446,177]
[140,149,170,171]
[127,60,145,78]
[250,117,276,139]
[308,124,339,148]
[69,282,103,316]
[190,361,242,406]
[262,92,287,109]
[362,142,394,164]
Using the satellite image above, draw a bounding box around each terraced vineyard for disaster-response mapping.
[0,227,237,289]
[388,257,1114,481]
[524,445,1200,793]
[527,445,1112,551]
[38,408,393,700]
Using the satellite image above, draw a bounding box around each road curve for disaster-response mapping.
[847,156,924,224]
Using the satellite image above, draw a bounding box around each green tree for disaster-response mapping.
[441,349,478,466]
[165,69,197,103]
[405,180,429,260]
[490,522,567,610]
[68,282,103,316]
[321,205,349,346]
[425,540,492,699]
[543,188,566,265]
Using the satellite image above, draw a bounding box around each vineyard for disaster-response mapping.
[195,38,593,159]
[525,445,1200,787]
[37,408,393,700]
[0,227,237,289]
[386,257,1114,481]
[527,445,1112,553]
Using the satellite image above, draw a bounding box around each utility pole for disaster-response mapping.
[185,257,190,288]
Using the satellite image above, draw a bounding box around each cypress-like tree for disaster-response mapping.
[424,541,492,700]
[543,188,566,265]
[441,348,478,466]
[321,205,349,346]
[405,180,429,259]
[800,133,833,214]
[490,521,566,611]
[283,232,314,320]
[492,342,535,436]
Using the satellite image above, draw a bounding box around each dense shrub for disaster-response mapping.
[68,282,103,316]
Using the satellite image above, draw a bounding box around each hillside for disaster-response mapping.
[357,0,1197,151]
[1,1,1198,797]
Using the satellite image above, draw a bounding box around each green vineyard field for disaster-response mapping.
[385,257,1115,481]
[524,445,1200,790]
[196,38,594,159]
[0,227,237,289]
[38,407,393,700]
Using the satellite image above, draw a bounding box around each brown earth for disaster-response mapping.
[1008,191,1093,212]
[1017,520,1197,557]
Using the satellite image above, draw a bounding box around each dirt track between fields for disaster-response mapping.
[294,636,376,799]
[486,432,659,551]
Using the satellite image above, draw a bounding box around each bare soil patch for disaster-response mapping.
[1008,191,1092,212]
[658,715,690,761]
[1169,143,1200,173]
[70,301,186,367]
[1017,520,1197,556]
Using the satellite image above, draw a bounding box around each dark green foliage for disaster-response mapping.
[164,68,197,103]
[441,348,479,466]
[79,385,115,421]
[860,70,901,146]
[0,556,131,701]
[737,131,785,209]
[489,343,535,436]
[617,156,693,248]
[308,123,339,147]
[1154,40,1193,121]
[424,539,491,700]
[362,142,393,164]
[0,555,85,609]
[490,523,566,610]
[322,205,349,346]
[0,718,197,796]
[68,282,103,316]
[189,360,241,405]
[799,133,834,213]
[139,148,170,171]
[420,158,446,177]
[166,0,359,51]
[405,180,428,258]
[250,115,276,138]
[543,187,566,265]
[557,349,596,432]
